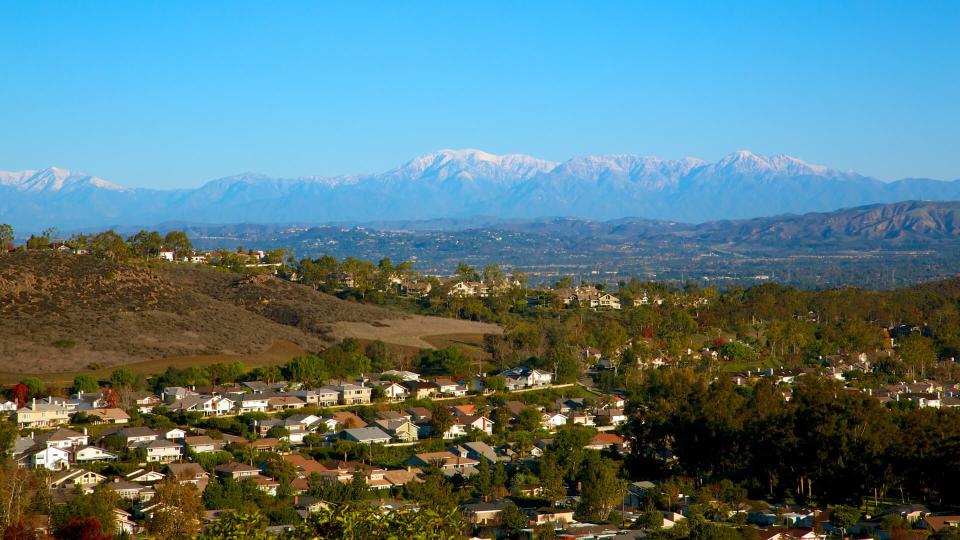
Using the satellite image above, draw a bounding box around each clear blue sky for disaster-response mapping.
[0,1,957,187]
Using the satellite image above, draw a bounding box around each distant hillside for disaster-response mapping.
[0,252,498,375]
[689,201,960,247]
[4,149,960,230]
[176,200,960,289]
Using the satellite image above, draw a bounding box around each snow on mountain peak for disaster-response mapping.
[714,150,830,176]
[0,167,125,192]
[391,149,558,182]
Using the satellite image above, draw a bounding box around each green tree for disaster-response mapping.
[147,479,204,539]
[89,230,130,261]
[454,262,479,282]
[830,505,861,537]
[72,374,99,394]
[517,408,542,432]
[128,230,164,257]
[429,405,454,437]
[164,231,193,257]
[0,224,12,251]
[577,457,626,523]
[539,451,567,504]
[197,511,269,540]
[109,367,136,388]
[52,486,120,535]
[485,375,507,393]
[19,378,43,398]
[499,504,529,535]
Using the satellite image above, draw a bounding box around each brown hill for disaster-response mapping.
[0,252,499,376]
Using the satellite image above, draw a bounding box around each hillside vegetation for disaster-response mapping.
[0,252,497,374]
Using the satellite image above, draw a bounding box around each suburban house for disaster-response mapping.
[49,468,107,491]
[106,479,155,501]
[460,500,516,525]
[214,462,262,479]
[313,387,341,407]
[144,439,183,463]
[126,469,166,483]
[381,370,421,382]
[168,395,236,416]
[163,428,187,440]
[86,408,131,424]
[237,395,270,414]
[336,384,372,405]
[75,446,118,463]
[37,428,88,449]
[373,419,419,442]
[184,435,225,454]
[406,451,479,472]
[342,427,393,445]
[404,381,440,400]
[130,392,162,413]
[586,433,629,452]
[115,426,160,446]
[267,396,306,411]
[16,398,72,429]
[452,441,502,463]
[329,411,367,429]
[25,446,71,471]
[372,381,409,401]
[501,366,553,390]
[166,463,209,486]
[542,412,569,429]
[434,378,469,397]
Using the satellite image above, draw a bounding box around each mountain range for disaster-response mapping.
[3,149,960,231]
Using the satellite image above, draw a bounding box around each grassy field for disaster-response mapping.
[0,340,307,387]
[0,329,500,387]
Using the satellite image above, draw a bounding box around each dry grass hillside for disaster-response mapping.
[0,252,500,376]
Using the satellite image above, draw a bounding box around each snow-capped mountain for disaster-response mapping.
[2,150,960,231]
[0,167,125,193]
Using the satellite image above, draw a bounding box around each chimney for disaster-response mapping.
[32,398,36,408]
[294,495,299,506]
[83,427,88,436]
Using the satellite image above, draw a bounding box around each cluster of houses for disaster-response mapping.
[728,364,960,410]
[554,285,623,310]
[5,361,645,538]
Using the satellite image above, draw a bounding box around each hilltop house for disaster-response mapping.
[501,366,553,390]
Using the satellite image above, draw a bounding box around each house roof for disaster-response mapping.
[343,427,392,442]
[107,479,148,492]
[330,411,367,428]
[283,454,328,475]
[118,426,159,439]
[215,461,261,474]
[89,408,131,420]
[922,515,960,532]
[39,428,86,442]
[146,439,181,449]
[166,463,207,479]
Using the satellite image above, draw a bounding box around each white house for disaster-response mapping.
[501,366,553,390]
[164,428,187,440]
[49,468,107,491]
[75,446,118,463]
[237,395,270,414]
[28,446,71,470]
[374,381,409,401]
[145,440,183,463]
[542,412,569,429]
[39,428,89,449]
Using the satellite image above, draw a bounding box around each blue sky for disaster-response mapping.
[0,1,957,188]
